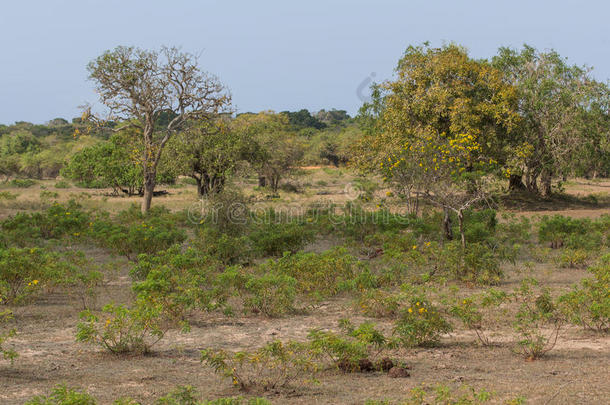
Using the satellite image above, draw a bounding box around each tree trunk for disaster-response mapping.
[541,169,552,197]
[508,174,525,191]
[141,173,156,214]
[443,207,453,241]
[458,210,466,250]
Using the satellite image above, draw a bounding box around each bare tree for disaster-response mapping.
[86,46,231,213]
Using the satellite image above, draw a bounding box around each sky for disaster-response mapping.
[1,0,609,124]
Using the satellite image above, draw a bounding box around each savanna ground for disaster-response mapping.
[1,168,609,404]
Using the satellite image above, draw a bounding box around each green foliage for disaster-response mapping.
[513,279,563,359]
[0,201,90,246]
[257,248,371,305]
[0,310,17,364]
[538,215,605,250]
[201,340,319,392]
[155,385,272,405]
[449,289,508,346]
[438,242,503,285]
[88,215,186,260]
[393,288,452,347]
[307,320,389,371]
[559,257,610,332]
[248,218,315,257]
[132,246,227,320]
[0,191,18,200]
[54,180,71,188]
[62,131,177,195]
[9,178,37,188]
[25,385,97,405]
[220,267,297,317]
[76,299,170,354]
[0,247,58,304]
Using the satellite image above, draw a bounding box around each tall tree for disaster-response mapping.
[165,117,249,196]
[355,44,518,231]
[86,46,231,213]
[492,45,596,195]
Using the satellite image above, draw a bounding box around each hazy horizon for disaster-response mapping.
[1,0,609,125]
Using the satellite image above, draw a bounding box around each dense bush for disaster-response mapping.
[438,242,503,285]
[88,215,186,260]
[132,246,228,321]
[538,215,605,250]
[1,201,90,246]
[258,248,373,305]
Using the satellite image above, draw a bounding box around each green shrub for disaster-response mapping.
[0,247,58,304]
[0,191,18,200]
[393,288,452,347]
[513,279,563,360]
[439,242,503,285]
[0,310,17,364]
[54,180,71,188]
[9,178,36,188]
[155,385,271,405]
[307,320,389,371]
[1,201,90,246]
[449,288,508,346]
[25,385,97,405]
[219,267,297,317]
[201,340,319,392]
[132,246,228,320]
[559,258,609,332]
[538,215,601,249]
[248,211,315,257]
[88,216,186,260]
[76,299,171,354]
[357,289,403,318]
[258,248,370,305]
[557,248,589,268]
[196,228,253,265]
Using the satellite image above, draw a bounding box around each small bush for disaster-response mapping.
[449,288,508,346]
[513,279,563,360]
[0,310,17,364]
[0,247,58,304]
[559,258,609,332]
[307,320,389,372]
[24,384,97,405]
[9,178,36,188]
[54,180,71,189]
[156,386,271,405]
[76,300,171,354]
[201,340,319,392]
[0,191,18,200]
[248,215,315,257]
[439,242,503,285]
[392,288,452,347]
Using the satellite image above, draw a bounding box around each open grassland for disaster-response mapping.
[0,170,609,404]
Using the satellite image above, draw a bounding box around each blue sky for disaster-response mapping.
[1,0,609,124]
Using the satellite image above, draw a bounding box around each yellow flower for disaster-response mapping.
[419,307,425,313]
[32,279,39,285]
[462,300,467,305]
[408,307,413,313]
[416,302,420,306]
[105,319,111,326]
[412,245,417,250]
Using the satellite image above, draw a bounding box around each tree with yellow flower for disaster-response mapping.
[354,44,515,247]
